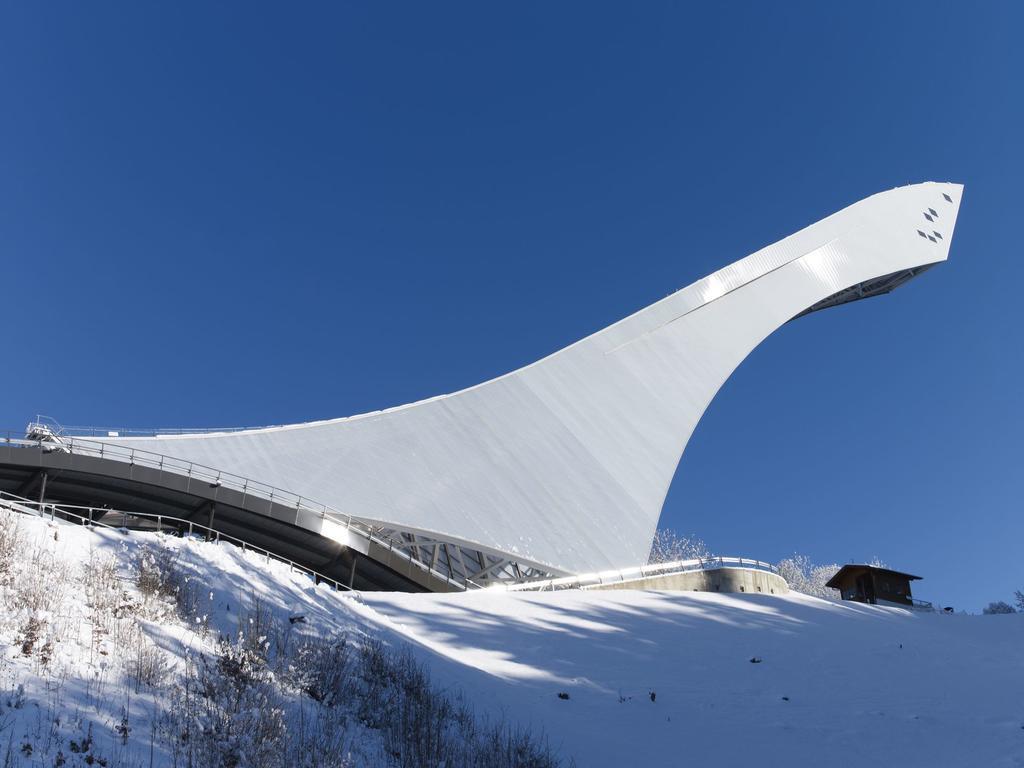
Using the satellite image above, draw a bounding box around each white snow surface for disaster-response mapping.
[361,589,1024,767]
[3,510,1023,767]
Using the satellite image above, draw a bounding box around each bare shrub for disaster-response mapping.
[133,543,182,612]
[177,573,213,634]
[19,616,45,657]
[151,616,565,768]
[296,718,356,768]
[472,719,563,768]
[382,649,457,767]
[6,541,71,670]
[0,510,24,583]
[67,722,107,767]
[359,639,564,768]
[212,633,269,695]
[357,638,396,729]
[127,639,172,692]
[284,635,352,706]
[168,640,288,768]
[16,544,68,616]
[982,601,1017,615]
[133,542,211,632]
[82,552,136,640]
[238,597,273,663]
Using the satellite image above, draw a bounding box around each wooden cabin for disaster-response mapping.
[825,565,921,607]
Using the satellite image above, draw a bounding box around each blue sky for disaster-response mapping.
[1,3,1021,611]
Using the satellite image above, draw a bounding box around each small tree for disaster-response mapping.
[1014,590,1024,612]
[775,554,842,599]
[648,529,711,564]
[982,601,1017,615]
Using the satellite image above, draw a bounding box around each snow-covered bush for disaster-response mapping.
[83,552,125,618]
[148,610,564,768]
[0,518,75,674]
[133,542,186,619]
[775,555,842,599]
[132,541,212,632]
[153,600,353,767]
[982,601,1017,615]
[648,528,711,564]
[196,636,289,768]
[127,635,173,691]
[284,634,352,706]
[0,510,570,768]
[83,551,138,645]
[0,508,25,582]
[1015,590,1024,612]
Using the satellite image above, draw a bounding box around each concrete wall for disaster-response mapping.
[586,566,789,595]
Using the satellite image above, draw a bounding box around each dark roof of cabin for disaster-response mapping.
[825,564,922,590]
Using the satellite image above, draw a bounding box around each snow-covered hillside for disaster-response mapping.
[364,590,1024,766]
[2,509,1023,767]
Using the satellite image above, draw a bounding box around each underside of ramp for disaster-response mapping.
[0,445,459,592]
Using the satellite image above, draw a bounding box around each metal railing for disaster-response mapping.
[55,424,281,438]
[498,555,780,592]
[2,429,474,591]
[0,490,354,593]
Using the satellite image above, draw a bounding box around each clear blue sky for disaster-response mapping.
[2,3,1020,611]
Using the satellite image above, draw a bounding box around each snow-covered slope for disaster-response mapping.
[363,590,1024,767]
[2,510,1022,767]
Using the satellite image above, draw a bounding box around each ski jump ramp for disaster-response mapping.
[50,183,965,584]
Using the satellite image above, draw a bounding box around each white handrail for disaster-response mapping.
[0,490,353,593]
[498,555,779,592]
[49,423,280,437]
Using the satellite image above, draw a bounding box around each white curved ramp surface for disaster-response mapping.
[95,183,963,576]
